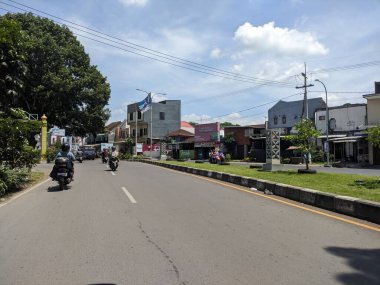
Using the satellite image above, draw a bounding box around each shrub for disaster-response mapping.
[0,180,7,196]
[225,153,231,162]
[311,150,325,163]
[18,145,40,169]
[119,152,132,160]
[0,166,30,196]
[45,141,61,163]
[281,157,291,164]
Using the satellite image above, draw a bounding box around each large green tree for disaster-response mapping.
[0,17,28,113]
[0,13,110,136]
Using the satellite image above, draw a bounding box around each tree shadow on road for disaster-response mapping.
[325,246,380,285]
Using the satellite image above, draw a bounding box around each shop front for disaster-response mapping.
[194,122,221,160]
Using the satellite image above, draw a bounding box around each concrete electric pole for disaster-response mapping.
[296,63,314,119]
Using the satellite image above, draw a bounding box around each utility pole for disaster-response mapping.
[296,63,314,119]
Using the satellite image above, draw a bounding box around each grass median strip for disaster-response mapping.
[163,161,380,203]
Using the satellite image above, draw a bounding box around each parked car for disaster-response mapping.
[83,148,96,160]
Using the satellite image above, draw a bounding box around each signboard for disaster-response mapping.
[101,143,114,151]
[136,143,143,153]
[50,128,65,136]
[194,122,220,143]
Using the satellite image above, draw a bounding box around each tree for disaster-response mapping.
[366,125,380,148]
[0,108,40,169]
[221,122,240,128]
[284,118,320,170]
[221,134,236,157]
[0,17,28,114]
[0,13,111,135]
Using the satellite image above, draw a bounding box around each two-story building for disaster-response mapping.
[363,82,380,165]
[268,98,326,134]
[127,100,181,144]
[315,103,368,163]
[224,124,266,160]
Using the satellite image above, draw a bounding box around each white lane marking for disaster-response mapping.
[121,187,137,204]
[111,171,116,176]
[0,178,51,209]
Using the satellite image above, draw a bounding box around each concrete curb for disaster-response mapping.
[139,160,380,225]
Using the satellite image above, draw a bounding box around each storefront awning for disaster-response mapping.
[330,136,366,143]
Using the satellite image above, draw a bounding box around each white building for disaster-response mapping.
[363,82,380,165]
[315,103,368,164]
[315,103,367,134]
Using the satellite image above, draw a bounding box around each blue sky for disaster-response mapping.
[1,0,379,125]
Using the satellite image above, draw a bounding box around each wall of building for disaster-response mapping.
[367,98,380,125]
[315,105,367,133]
[268,98,325,130]
[143,100,181,139]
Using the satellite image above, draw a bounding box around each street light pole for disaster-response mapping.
[315,79,330,167]
[136,89,166,159]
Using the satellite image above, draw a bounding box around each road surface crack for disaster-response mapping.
[138,221,189,285]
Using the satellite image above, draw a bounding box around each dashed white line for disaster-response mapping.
[121,187,137,203]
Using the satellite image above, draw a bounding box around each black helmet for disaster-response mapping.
[61,143,70,152]
[111,146,116,151]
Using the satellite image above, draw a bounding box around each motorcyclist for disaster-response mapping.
[101,148,109,163]
[110,146,119,161]
[55,143,76,179]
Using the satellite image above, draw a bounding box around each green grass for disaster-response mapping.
[164,161,380,203]
[28,171,45,186]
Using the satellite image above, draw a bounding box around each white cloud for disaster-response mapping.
[232,64,244,73]
[118,0,148,7]
[210,48,221,58]
[182,112,264,126]
[159,28,206,59]
[151,93,168,102]
[234,22,329,56]
[182,113,212,123]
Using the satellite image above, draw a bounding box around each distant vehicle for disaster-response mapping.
[83,148,96,160]
[75,150,83,163]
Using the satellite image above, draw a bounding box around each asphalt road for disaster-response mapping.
[0,160,379,285]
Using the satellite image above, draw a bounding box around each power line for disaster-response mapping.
[309,60,380,75]
[0,0,294,88]
[192,92,303,123]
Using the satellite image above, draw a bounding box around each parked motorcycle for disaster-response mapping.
[209,151,225,164]
[109,156,119,171]
[52,157,73,190]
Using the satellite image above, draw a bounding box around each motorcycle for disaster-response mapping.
[52,157,73,190]
[209,151,225,165]
[109,156,119,171]
[76,151,83,163]
[102,154,108,164]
